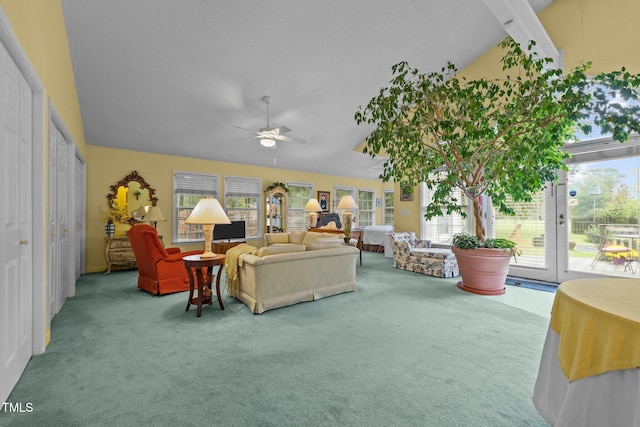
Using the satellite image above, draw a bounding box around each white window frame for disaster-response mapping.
[224,176,262,239]
[173,171,219,244]
[357,188,376,227]
[286,181,313,232]
[419,181,470,244]
[383,189,394,226]
[334,186,356,228]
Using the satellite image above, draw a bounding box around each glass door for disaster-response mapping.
[560,138,640,281]
[492,135,640,283]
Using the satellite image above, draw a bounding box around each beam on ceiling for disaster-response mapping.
[482,0,562,71]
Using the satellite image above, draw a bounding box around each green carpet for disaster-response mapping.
[2,252,549,426]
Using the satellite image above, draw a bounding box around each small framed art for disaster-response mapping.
[400,185,414,201]
[317,191,330,212]
[376,198,382,207]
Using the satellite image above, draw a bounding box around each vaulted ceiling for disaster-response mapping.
[61,0,554,180]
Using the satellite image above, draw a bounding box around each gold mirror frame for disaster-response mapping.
[107,170,158,225]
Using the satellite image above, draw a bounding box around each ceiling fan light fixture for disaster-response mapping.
[260,137,276,148]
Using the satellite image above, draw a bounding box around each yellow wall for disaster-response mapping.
[462,0,640,79]
[4,0,640,275]
[0,0,86,155]
[87,145,393,272]
[0,0,86,344]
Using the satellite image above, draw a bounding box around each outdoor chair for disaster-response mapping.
[588,232,633,272]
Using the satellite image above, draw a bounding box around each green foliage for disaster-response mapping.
[452,233,521,260]
[266,182,289,193]
[355,37,640,242]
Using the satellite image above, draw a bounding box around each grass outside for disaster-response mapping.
[494,219,597,259]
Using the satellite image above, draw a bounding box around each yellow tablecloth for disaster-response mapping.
[550,278,640,381]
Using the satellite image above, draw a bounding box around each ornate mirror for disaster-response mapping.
[107,170,158,225]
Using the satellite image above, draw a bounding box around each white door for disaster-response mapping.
[56,127,70,313]
[74,154,85,281]
[493,136,640,284]
[48,123,59,320]
[49,120,73,319]
[0,41,33,403]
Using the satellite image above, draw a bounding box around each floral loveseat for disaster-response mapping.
[390,232,459,278]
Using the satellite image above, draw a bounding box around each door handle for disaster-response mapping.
[20,239,28,245]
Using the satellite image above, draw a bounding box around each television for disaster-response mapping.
[213,220,246,241]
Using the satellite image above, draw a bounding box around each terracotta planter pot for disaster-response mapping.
[451,246,513,295]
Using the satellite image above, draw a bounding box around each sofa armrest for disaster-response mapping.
[166,247,181,254]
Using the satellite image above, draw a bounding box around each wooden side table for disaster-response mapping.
[183,254,226,317]
[212,240,246,255]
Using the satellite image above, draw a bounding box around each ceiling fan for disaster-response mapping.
[234,96,306,149]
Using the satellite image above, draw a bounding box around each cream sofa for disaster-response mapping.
[233,231,359,314]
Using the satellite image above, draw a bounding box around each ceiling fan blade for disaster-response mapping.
[234,125,259,134]
[232,135,260,142]
[274,126,291,134]
[275,134,306,144]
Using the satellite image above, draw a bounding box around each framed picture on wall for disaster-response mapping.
[317,191,330,212]
[400,185,414,201]
[376,198,382,207]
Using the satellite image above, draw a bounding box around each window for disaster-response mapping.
[286,182,313,231]
[420,182,468,244]
[173,171,219,243]
[357,189,375,227]
[224,176,261,239]
[383,190,394,225]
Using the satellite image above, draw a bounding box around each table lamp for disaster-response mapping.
[304,198,322,228]
[336,195,358,228]
[142,205,166,229]
[186,197,231,259]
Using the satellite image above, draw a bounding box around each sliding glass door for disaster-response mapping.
[493,135,640,283]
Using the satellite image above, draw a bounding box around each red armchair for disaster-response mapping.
[127,224,202,295]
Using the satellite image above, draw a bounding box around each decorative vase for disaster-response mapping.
[452,247,512,295]
[105,222,115,237]
[344,237,350,244]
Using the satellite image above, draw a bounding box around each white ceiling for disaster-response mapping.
[60,0,554,180]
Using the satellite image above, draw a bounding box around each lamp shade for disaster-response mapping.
[186,197,230,225]
[186,197,231,259]
[304,198,322,211]
[336,195,358,210]
[142,206,166,223]
[304,198,322,228]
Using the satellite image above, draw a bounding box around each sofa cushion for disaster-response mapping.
[302,231,345,246]
[307,241,344,251]
[256,244,306,257]
[289,230,307,245]
[265,233,289,246]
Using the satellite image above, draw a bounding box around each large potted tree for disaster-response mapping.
[355,37,640,295]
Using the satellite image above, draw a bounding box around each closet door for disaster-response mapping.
[74,154,85,281]
[0,41,33,403]
[48,120,72,319]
